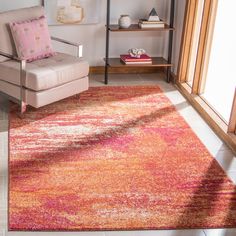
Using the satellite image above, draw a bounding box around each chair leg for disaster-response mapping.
[75,94,80,99]
[18,101,27,118]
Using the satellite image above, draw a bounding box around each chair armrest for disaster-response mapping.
[0,50,22,62]
[51,36,83,58]
[0,50,26,110]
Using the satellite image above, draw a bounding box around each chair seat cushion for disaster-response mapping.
[0,52,89,91]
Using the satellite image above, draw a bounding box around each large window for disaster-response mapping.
[177,0,236,150]
[201,0,236,123]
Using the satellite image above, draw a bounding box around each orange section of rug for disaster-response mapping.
[9,86,236,231]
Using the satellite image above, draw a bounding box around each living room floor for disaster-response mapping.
[0,73,236,236]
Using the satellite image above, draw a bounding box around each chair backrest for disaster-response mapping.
[0,6,45,61]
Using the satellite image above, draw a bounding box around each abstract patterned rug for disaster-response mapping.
[9,86,236,231]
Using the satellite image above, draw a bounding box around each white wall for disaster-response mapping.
[0,0,40,9]
[0,0,186,73]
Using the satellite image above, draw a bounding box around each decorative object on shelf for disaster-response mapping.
[148,8,160,21]
[128,48,146,58]
[118,15,131,29]
[43,0,101,25]
[120,54,152,65]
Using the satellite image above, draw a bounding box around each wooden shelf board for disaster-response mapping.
[105,57,172,67]
[108,24,174,32]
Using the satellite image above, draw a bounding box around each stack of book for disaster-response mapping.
[138,19,165,29]
[120,54,152,65]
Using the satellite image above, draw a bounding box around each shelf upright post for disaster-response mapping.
[105,0,111,84]
[167,0,175,83]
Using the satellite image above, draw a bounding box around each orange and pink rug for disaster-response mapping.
[9,86,236,231]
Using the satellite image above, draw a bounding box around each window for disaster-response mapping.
[177,0,236,150]
[186,0,204,87]
[200,0,236,123]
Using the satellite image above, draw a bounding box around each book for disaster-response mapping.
[138,18,165,29]
[139,22,165,29]
[120,54,152,62]
[120,54,152,65]
[139,19,164,24]
[122,61,153,65]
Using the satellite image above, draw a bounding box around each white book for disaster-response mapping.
[124,61,153,65]
[139,23,165,29]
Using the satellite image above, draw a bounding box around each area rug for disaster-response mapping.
[9,86,236,231]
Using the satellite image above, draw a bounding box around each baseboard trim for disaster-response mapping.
[170,71,177,83]
[89,66,164,74]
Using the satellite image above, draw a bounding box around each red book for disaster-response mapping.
[120,54,152,62]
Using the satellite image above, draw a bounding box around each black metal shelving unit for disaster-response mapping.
[104,0,175,85]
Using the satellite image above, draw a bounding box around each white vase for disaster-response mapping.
[118,15,131,29]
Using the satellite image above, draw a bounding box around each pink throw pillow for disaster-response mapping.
[9,16,55,62]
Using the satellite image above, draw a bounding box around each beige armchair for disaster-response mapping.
[0,6,89,116]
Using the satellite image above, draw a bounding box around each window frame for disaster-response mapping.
[228,89,236,133]
[176,0,236,151]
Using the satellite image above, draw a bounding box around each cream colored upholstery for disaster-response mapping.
[0,6,89,111]
[0,77,88,108]
[0,53,89,91]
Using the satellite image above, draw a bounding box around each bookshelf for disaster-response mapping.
[104,0,175,84]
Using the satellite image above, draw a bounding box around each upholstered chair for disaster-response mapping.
[0,6,89,116]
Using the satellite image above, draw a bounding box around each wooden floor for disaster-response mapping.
[0,73,236,236]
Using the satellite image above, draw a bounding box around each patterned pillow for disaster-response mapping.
[9,16,55,62]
